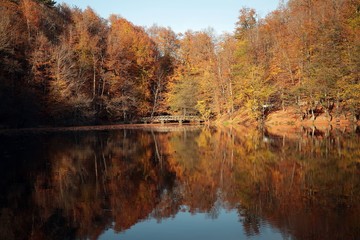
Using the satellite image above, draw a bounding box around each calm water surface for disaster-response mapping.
[0,126,359,240]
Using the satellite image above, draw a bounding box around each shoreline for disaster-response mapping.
[0,107,359,135]
[0,123,204,135]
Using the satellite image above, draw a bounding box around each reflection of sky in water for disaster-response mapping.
[99,208,284,240]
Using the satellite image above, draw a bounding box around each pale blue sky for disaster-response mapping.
[58,0,280,33]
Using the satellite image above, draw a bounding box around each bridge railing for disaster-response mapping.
[140,115,203,123]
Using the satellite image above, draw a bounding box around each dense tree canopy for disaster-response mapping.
[0,0,359,127]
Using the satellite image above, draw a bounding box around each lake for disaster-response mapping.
[0,126,359,240]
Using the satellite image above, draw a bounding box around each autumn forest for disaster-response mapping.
[1,0,360,128]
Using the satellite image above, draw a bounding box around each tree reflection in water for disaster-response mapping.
[0,126,359,239]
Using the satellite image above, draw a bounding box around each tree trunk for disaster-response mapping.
[151,78,161,118]
[93,55,96,99]
[229,77,234,114]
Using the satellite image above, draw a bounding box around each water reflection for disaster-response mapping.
[0,126,359,239]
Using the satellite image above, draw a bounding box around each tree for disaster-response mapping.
[71,7,107,100]
[232,8,276,121]
[105,15,156,122]
[46,36,95,124]
[216,34,238,114]
[0,0,44,127]
[30,33,53,95]
[168,75,199,115]
[168,30,218,118]
[235,7,257,39]
[37,0,56,7]
[147,25,179,117]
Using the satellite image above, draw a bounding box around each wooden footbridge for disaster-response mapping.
[141,115,204,124]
